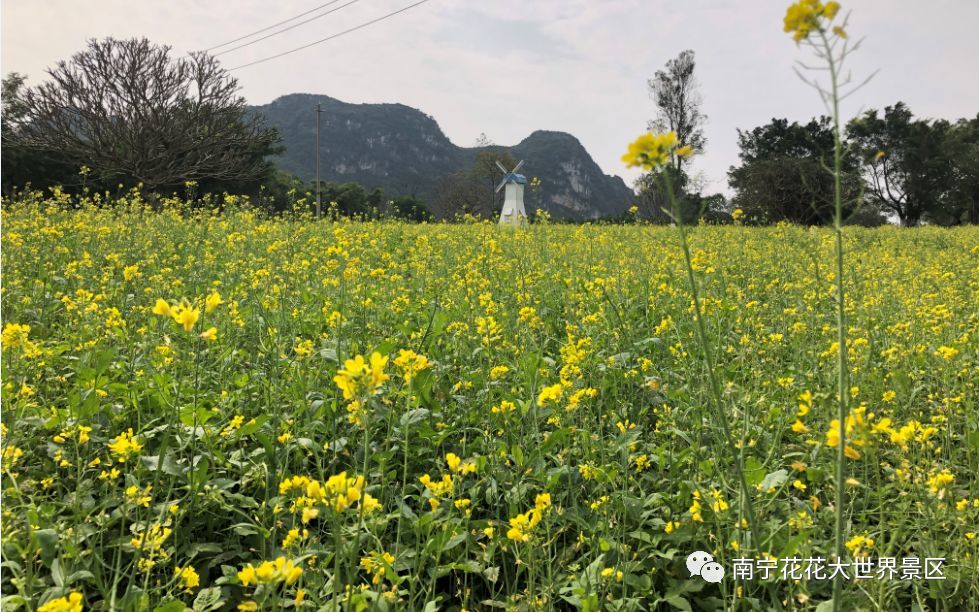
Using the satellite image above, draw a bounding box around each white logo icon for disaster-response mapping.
[686,551,714,577]
[687,551,725,583]
[700,561,726,583]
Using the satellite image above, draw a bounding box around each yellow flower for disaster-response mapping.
[205,291,224,313]
[360,551,396,584]
[784,0,841,42]
[2,323,41,357]
[170,302,200,332]
[489,365,510,380]
[152,299,171,317]
[237,557,302,587]
[237,565,257,586]
[797,390,812,416]
[927,468,954,496]
[393,349,430,383]
[125,484,152,507]
[675,145,694,158]
[38,592,84,612]
[108,428,143,462]
[199,327,217,341]
[174,565,200,591]
[622,131,686,171]
[845,534,874,556]
[445,452,476,474]
[334,352,389,401]
[537,383,564,406]
[791,419,809,434]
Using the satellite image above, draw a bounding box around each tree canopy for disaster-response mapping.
[6,38,280,194]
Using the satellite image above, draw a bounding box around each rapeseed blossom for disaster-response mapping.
[783,0,842,42]
[621,131,693,172]
[37,593,83,612]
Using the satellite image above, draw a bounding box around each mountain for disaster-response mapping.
[250,93,635,219]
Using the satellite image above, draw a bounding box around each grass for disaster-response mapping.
[2,198,977,610]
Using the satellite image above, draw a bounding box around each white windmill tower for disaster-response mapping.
[495,160,527,226]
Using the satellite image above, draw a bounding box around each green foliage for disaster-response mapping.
[849,104,979,226]
[729,117,865,225]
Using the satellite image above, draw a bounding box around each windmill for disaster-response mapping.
[495,160,527,226]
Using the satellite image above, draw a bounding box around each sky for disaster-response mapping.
[3,0,978,195]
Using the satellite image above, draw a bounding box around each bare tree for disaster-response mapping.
[13,38,279,191]
[647,49,707,176]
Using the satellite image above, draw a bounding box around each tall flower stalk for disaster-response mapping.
[622,133,760,544]
[783,2,869,608]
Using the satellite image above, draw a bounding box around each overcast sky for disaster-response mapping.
[3,0,978,194]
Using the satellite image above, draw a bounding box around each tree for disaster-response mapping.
[2,72,75,193]
[647,50,706,176]
[11,38,279,193]
[847,103,951,227]
[388,195,432,222]
[936,115,979,225]
[728,117,863,225]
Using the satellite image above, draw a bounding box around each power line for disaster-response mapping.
[212,0,366,58]
[228,0,432,72]
[203,0,350,52]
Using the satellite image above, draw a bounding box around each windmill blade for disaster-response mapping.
[511,160,524,174]
[495,177,508,193]
[495,161,508,174]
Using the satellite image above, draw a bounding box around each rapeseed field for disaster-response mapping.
[2,198,977,610]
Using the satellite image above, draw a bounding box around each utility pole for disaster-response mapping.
[315,103,323,218]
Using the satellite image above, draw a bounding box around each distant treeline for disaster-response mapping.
[3,38,977,226]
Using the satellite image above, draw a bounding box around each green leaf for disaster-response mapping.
[154,602,189,612]
[193,587,223,611]
[417,373,440,411]
[51,558,64,587]
[760,469,789,491]
[1,596,29,611]
[400,408,430,428]
[743,456,765,487]
[815,601,834,612]
[33,529,58,568]
[441,531,468,553]
[662,594,692,611]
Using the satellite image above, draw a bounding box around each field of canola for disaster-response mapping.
[2,199,978,610]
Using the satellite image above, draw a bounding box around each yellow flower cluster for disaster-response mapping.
[279,472,380,516]
[152,298,200,332]
[845,533,874,556]
[174,565,200,591]
[108,428,143,462]
[927,468,955,497]
[393,349,430,383]
[506,493,552,542]
[537,383,564,406]
[333,352,389,424]
[37,593,83,612]
[621,131,693,172]
[445,452,476,475]
[2,322,41,357]
[359,550,396,585]
[130,521,172,572]
[783,0,842,42]
[237,556,303,587]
